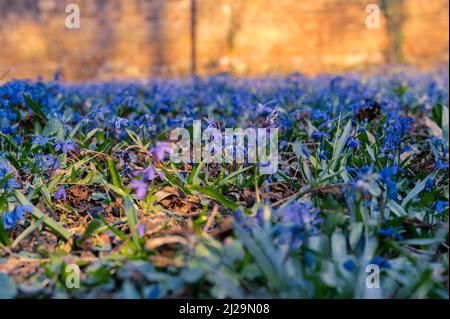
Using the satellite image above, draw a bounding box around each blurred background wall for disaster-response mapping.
[0,0,448,81]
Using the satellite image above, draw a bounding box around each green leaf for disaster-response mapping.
[107,158,122,188]
[442,106,449,148]
[23,94,48,122]
[401,238,444,246]
[349,222,363,251]
[387,200,407,217]
[331,229,347,261]
[401,172,436,208]
[432,104,443,128]
[0,272,17,298]
[105,182,130,198]
[68,120,84,139]
[232,222,289,290]
[98,214,127,241]
[0,219,11,246]
[42,117,64,137]
[0,172,13,189]
[79,219,104,244]
[187,185,247,213]
[12,220,44,248]
[159,166,189,194]
[218,166,253,186]
[331,120,352,170]
[14,190,71,241]
[124,198,142,250]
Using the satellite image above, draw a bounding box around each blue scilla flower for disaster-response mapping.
[35,154,60,171]
[343,259,357,272]
[301,145,311,158]
[434,159,449,171]
[114,117,129,130]
[0,126,14,135]
[2,205,33,229]
[275,202,322,250]
[379,166,399,200]
[346,165,371,179]
[424,178,434,192]
[435,201,448,214]
[54,186,67,202]
[304,251,315,268]
[379,115,413,159]
[233,209,245,224]
[370,256,391,269]
[32,135,56,147]
[311,109,328,122]
[88,106,111,122]
[53,139,77,154]
[311,131,330,140]
[129,179,148,201]
[319,150,331,160]
[346,136,360,149]
[378,226,404,241]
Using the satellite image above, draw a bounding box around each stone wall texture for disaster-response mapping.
[0,0,448,81]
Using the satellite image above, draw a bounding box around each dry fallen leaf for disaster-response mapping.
[145,235,188,250]
[424,117,443,138]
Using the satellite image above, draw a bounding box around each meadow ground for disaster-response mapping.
[0,69,448,298]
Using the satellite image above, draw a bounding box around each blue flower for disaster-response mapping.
[434,159,449,171]
[151,142,174,162]
[424,178,434,192]
[137,223,146,237]
[114,117,129,130]
[134,165,159,182]
[319,150,331,160]
[36,154,60,171]
[311,131,330,140]
[1,126,14,135]
[32,135,55,147]
[379,166,398,200]
[129,179,149,201]
[53,139,77,154]
[435,201,448,214]
[88,106,111,121]
[343,259,356,272]
[275,202,322,250]
[346,136,360,149]
[233,209,244,224]
[370,256,391,269]
[301,145,311,158]
[311,109,328,122]
[378,226,404,241]
[1,205,33,229]
[379,115,412,159]
[54,186,67,201]
[304,252,315,268]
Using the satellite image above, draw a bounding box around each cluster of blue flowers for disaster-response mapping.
[379,114,413,160]
[0,69,448,280]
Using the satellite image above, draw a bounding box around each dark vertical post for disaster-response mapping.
[191,0,197,75]
[381,0,406,63]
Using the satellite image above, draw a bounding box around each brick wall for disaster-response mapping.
[0,0,448,81]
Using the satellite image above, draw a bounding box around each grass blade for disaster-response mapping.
[23,94,48,122]
[14,190,71,241]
